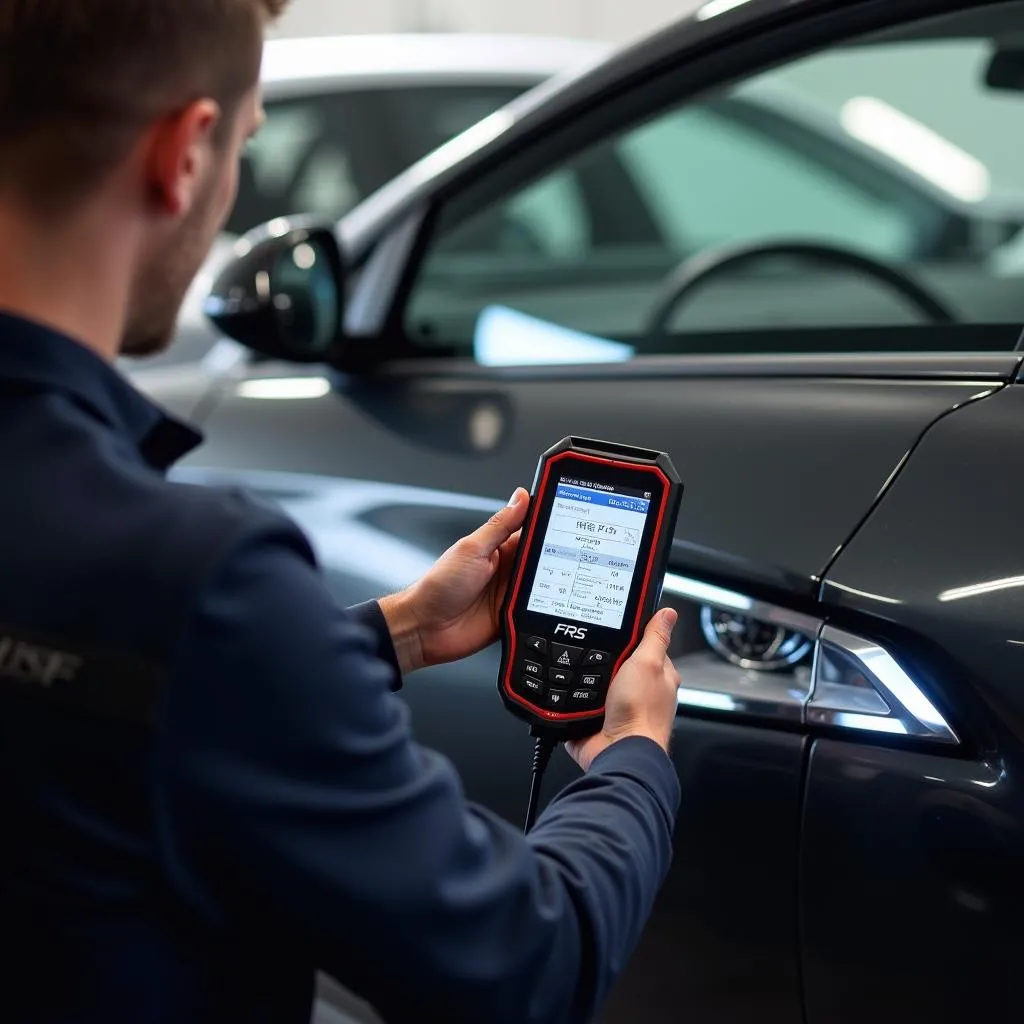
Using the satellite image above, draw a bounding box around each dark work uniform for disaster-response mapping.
[0,312,680,1024]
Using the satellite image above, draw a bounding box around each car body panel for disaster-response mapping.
[183,366,1002,594]
[822,382,1024,733]
[805,384,1024,1022]
[601,721,808,1024]
[799,741,1020,1024]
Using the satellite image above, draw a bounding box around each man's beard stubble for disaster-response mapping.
[120,174,222,359]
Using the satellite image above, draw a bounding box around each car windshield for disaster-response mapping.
[225,83,527,236]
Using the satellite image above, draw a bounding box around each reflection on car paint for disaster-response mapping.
[170,467,502,592]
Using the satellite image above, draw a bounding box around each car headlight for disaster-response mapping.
[699,606,813,672]
[662,573,958,746]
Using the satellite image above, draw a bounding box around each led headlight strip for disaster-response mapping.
[662,574,958,746]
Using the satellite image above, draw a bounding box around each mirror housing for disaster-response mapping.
[204,217,345,363]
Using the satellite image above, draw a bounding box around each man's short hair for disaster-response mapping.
[0,0,289,214]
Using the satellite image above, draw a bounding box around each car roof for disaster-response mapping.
[260,33,614,99]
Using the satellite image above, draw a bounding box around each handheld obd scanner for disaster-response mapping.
[497,437,683,830]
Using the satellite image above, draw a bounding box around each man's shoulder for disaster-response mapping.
[155,476,309,551]
[103,475,322,671]
[134,475,317,597]
[14,464,316,668]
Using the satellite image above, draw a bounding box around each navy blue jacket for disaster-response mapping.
[0,313,680,1024]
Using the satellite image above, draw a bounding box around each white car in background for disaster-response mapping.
[140,33,610,369]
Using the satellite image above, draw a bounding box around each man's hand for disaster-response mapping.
[379,488,530,674]
[567,609,681,771]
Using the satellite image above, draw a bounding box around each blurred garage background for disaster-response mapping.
[271,0,702,43]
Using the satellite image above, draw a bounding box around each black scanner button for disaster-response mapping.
[546,689,569,711]
[579,673,604,689]
[525,636,547,655]
[551,644,584,669]
[549,668,572,686]
[516,675,545,700]
[584,650,611,667]
[570,688,601,709]
[523,660,543,678]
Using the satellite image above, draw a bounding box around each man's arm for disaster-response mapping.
[345,600,404,689]
[153,515,679,1024]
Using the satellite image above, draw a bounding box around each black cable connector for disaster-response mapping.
[524,730,557,833]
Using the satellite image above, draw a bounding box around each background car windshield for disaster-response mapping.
[226,84,525,235]
[405,4,1024,358]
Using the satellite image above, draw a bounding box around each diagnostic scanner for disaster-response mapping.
[499,437,683,746]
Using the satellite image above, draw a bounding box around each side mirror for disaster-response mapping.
[204,217,345,363]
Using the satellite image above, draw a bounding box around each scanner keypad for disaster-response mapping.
[519,675,544,699]
[514,635,608,712]
[551,643,584,668]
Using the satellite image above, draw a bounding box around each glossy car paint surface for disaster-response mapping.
[800,743,1020,1024]
[807,385,1024,1022]
[187,368,1000,590]
[137,0,1024,1021]
[824,383,1024,733]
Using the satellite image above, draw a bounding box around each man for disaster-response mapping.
[0,3,682,1023]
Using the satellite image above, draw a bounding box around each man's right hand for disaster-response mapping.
[567,608,681,772]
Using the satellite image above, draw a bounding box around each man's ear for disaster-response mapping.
[144,98,222,217]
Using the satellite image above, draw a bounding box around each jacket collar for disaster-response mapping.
[0,311,202,470]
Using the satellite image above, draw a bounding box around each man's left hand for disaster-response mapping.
[379,488,529,674]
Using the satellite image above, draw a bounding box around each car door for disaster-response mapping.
[180,2,1024,1022]
[801,379,1024,1024]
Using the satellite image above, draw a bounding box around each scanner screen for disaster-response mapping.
[527,478,651,630]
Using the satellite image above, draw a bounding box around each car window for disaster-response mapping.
[226,84,527,236]
[404,4,1024,361]
[619,106,919,259]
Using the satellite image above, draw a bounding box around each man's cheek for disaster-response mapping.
[213,150,241,220]
[223,165,240,216]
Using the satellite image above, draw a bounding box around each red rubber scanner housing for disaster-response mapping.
[497,437,683,739]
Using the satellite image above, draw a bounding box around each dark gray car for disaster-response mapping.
[138,1,1024,1021]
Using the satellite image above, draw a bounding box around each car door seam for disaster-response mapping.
[814,383,1006,600]
[795,735,815,1024]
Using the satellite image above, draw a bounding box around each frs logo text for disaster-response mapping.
[554,623,588,640]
